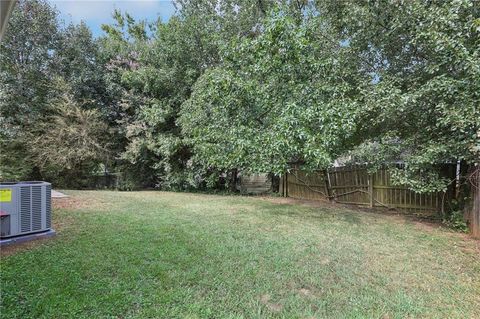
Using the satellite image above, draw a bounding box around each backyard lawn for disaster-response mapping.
[1,191,479,318]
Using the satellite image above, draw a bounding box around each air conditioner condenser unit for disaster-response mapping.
[0,181,53,239]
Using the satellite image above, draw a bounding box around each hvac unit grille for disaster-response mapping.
[32,186,42,231]
[20,187,31,232]
[1,181,51,238]
[46,185,51,228]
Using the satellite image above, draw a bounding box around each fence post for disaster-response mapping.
[324,169,331,201]
[279,174,284,196]
[284,172,288,197]
[368,173,374,208]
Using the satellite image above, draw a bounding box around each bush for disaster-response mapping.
[443,210,468,233]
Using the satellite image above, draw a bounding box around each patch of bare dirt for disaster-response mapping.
[298,288,312,297]
[452,238,480,255]
[52,197,108,210]
[291,282,324,299]
[54,197,87,210]
[259,294,283,313]
[320,258,330,265]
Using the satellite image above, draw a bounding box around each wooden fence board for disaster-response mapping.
[286,164,457,217]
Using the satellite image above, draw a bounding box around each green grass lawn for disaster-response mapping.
[1,191,479,318]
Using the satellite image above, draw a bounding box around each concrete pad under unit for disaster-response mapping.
[0,229,56,247]
[51,190,68,198]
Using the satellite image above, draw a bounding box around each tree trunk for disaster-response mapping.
[270,174,280,193]
[229,169,238,192]
[470,167,480,238]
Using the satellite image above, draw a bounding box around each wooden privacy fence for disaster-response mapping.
[282,165,457,217]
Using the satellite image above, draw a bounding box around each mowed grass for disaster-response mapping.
[1,191,479,318]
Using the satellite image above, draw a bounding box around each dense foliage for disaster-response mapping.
[1,0,478,194]
[180,11,366,175]
[0,0,112,186]
[27,80,110,187]
[328,0,480,192]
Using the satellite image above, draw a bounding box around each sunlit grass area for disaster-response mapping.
[1,191,479,318]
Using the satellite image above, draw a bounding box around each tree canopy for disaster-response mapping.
[180,11,367,175]
[1,0,478,194]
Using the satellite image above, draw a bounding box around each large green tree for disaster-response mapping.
[56,22,112,113]
[317,0,480,192]
[2,0,478,208]
[0,0,60,180]
[100,0,298,189]
[0,0,111,184]
[180,10,366,175]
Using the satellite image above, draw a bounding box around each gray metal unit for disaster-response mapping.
[0,181,52,238]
